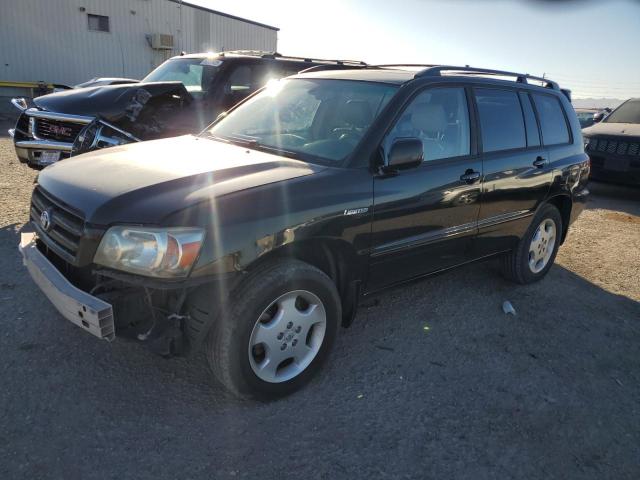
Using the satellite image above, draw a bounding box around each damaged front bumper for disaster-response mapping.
[18,231,217,356]
[19,232,115,341]
[12,107,94,167]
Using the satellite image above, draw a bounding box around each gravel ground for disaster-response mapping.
[0,137,639,479]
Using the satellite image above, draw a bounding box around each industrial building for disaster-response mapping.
[0,0,279,86]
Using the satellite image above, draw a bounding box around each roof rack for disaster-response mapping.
[219,50,367,66]
[415,65,560,90]
[373,64,438,69]
[298,63,369,74]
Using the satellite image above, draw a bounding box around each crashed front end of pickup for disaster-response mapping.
[10,98,94,167]
[9,82,191,168]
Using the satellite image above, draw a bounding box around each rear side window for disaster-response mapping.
[532,94,570,145]
[475,88,526,152]
[519,92,540,147]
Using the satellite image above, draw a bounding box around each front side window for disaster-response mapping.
[142,58,222,95]
[384,87,470,162]
[475,88,526,152]
[207,79,397,165]
[532,93,570,145]
[604,99,640,124]
[221,64,281,102]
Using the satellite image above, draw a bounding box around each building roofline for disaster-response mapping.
[167,0,280,31]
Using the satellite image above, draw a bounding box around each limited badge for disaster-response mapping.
[343,207,369,216]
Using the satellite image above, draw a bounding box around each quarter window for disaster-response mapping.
[532,94,570,145]
[88,14,109,33]
[384,87,470,162]
[475,88,526,152]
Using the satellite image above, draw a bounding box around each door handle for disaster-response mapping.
[533,156,547,168]
[460,170,481,183]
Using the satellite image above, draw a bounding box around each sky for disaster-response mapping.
[190,0,640,100]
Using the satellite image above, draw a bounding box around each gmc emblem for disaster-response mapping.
[49,124,73,137]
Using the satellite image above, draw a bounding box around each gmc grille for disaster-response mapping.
[34,118,84,142]
[30,187,85,264]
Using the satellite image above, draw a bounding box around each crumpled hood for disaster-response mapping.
[37,135,323,225]
[582,122,640,138]
[33,81,191,123]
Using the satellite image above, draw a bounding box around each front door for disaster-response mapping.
[367,86,482,292]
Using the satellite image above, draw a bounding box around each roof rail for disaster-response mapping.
[219,50,367,66]
[298,63,369,74]
[372,64,439,69]
[415,65,560,90]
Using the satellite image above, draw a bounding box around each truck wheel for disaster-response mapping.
[205,259,341,400]
[502,204,562,284]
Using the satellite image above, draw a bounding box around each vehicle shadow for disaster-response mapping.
[2,217,640,477]
[587,180,640,217]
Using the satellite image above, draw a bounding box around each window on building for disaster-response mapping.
[475,88,526,153]
[384,87,470,162]
[88,14,110,33]
[532,93,571,145]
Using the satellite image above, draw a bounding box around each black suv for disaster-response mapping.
[9,51,365,168]
[19,65,589,399]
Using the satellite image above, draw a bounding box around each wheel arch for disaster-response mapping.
[545,194,572,244]
[247,238,364,327]
[185,237,364,352]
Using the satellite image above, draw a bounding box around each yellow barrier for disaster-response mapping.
[0,81,56,89]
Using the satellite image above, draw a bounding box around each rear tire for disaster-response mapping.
[502,204,562,284]
[205,259,341,400]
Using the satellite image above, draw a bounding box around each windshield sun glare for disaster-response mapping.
[207,78,398,165]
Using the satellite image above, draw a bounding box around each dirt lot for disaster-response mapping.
[0,137,638,479]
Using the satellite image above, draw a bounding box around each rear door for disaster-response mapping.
[367,86,482,291]
[472,87,552,255]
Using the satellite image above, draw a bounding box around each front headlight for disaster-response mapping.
[94,226,204,278]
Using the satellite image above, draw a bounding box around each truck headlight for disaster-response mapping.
[94,227,204,278]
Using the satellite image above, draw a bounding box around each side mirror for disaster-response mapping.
[593,112,605,123]
[386,138,423,170]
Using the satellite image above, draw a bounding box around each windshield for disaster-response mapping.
[206,78,398,165]
[605,99,640,124]
[142,58,222,95]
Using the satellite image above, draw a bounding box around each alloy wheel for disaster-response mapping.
[528,218,557,274]
[248,290,327,383]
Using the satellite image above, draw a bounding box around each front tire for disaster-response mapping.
[502,204,562,284]
[205,259,341,400]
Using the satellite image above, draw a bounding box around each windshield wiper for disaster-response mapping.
[203,133,303,160]
[203,133,256,146]
[248,142,304,160]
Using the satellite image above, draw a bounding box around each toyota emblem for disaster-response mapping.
[40,210,52,231]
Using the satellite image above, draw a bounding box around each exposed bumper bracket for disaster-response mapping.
[19,232,115,341]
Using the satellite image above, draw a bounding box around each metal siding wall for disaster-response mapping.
[0,0,277,85]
